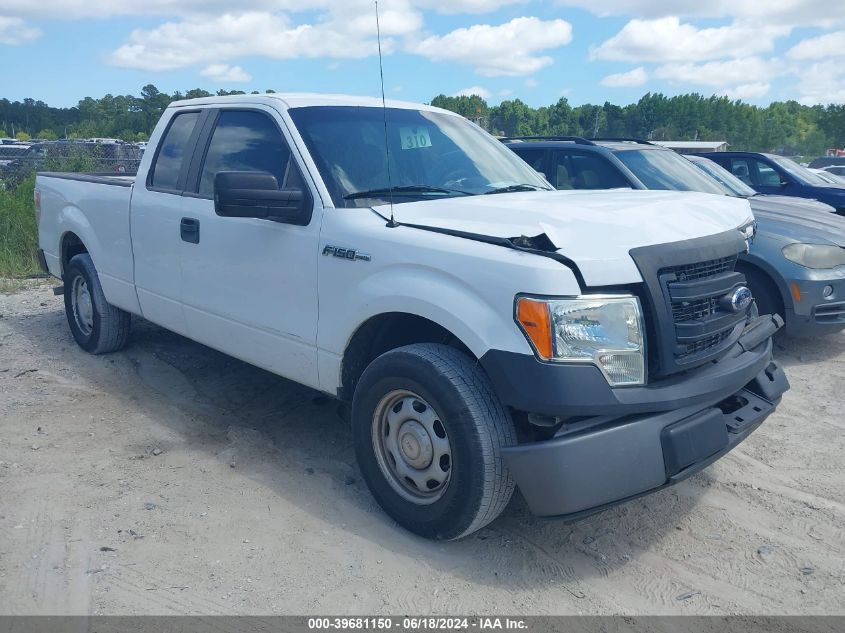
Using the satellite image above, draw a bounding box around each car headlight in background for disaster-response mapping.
[516,295,645,386]
[782,243,845,269]
[739,220,756,251]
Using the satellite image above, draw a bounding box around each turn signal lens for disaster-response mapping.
[516,297,553,360]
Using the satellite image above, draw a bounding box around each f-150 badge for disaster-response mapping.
[322,245,371,262]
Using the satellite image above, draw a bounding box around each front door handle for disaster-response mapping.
[180,217,200,244]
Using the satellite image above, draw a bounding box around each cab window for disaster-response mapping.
[150,111,200,190]
[197,110,304,197]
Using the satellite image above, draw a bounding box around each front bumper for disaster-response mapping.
[481,314,783,418]
[784,276,845,336]
[502,359,789,518]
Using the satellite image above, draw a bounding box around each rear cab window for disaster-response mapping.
[150,111,201,191]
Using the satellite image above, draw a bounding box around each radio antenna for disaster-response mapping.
[375,1,397,227]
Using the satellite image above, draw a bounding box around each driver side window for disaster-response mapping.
[197,110,303,197]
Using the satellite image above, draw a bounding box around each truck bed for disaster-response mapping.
[36,170,138,314]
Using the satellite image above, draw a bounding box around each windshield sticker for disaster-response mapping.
[400,126,432,150]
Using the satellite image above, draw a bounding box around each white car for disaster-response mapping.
[35,94,788,539]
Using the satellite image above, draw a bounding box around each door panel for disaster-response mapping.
[131,110,204,334]
[179,107,321,389]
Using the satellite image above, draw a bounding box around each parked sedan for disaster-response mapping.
[505,137,845,336]
[688,155,845,336]
[699,151,845,216]
[810,168,845,184]
[822,165,845,178]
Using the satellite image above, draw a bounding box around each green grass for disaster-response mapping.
[0,176,40,278]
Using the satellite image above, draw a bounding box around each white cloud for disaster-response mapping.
[200,63,251,83]
[0,0,527,19]
[592,17,790,63]
[0,16,40,45]
[109,10,421,70]
[414,0,526,14]
[454,86,491,98]
[600,66,647,87]
[723,82,771,100]
[654,57,780,87]
[409,17,573,77]
[553,0,845,27]
[795,61,845,105]
[654,57,779,99]
[524,78,538,88]
[787,31,845,60]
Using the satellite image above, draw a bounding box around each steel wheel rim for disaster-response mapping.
[371,390,452,505]
[71,275,94,335]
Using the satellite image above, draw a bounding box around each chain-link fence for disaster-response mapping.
[0,142,143,276]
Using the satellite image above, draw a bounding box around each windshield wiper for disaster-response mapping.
[344,185,472,200]
[484,183,548,195]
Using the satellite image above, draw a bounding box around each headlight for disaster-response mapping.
[782,243,845,269]
[516,295,645,386]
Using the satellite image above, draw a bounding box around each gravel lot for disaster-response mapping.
[1,280,843,615]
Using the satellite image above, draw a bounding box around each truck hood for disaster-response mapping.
[380,189,753,286]
[750,198,845,247]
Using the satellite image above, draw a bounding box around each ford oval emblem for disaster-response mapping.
[727,286,753,313]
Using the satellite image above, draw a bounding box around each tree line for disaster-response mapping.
[435,93,845,157]
[2,84,845,157]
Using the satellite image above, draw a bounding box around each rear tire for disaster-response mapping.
[64,253,131,354]
[352,343,517,540]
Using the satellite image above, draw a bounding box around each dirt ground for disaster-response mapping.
[0,279,843,616]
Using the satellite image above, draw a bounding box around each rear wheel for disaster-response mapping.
[352,343,517,540]
[64,253,131,354]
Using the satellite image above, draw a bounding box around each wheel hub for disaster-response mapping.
[371,390,452,505]
[398,420,433,469]
[72,277,94,335]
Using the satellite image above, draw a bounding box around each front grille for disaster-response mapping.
[629,231,751,378]
[672,297,718,322]
[660,260,748,362]
[662,256,736,282]
[683,330,732,356]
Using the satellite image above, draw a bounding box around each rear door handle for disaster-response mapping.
[180,217,200,244]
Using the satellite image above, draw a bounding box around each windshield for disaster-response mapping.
[687,157,756,197]
[613,148,727,195]
[769,154,832,186]
[288,106,551,207]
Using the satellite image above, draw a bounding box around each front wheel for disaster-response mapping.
[64,253,131,354]
[352,343,517,540]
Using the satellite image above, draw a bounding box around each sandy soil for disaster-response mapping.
[0,280,843,616]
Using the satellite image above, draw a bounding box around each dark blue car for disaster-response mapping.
[699,151,845,216]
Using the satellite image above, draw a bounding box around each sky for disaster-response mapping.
[1,0,845,108]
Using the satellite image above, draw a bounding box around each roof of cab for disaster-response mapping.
[168,93,453,114]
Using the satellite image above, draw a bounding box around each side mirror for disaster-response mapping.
[779,177,790,187]
[214,171,311,226]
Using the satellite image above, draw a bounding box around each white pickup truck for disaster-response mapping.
[35,94,789,540]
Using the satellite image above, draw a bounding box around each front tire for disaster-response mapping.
[64,253,131,354]
[352,343,516,540]
[742,266,784,322]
